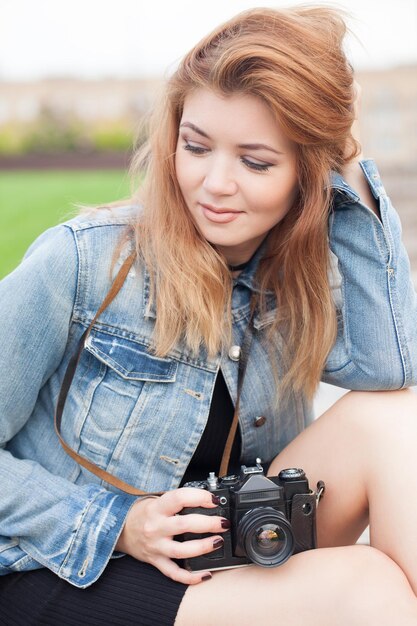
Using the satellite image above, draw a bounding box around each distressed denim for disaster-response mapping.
[0,160,416,587]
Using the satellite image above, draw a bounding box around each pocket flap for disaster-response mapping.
[84,330,177,382]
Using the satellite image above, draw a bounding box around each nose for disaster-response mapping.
[202,158,238,196]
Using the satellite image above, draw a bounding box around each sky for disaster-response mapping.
[1,0,417,81]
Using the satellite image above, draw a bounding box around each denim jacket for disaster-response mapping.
[0,160,416,588]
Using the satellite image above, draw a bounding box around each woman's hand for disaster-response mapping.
[115,488,229,584]
[344,79,363,162]
[342,79,379,216]
[351,79,363,157]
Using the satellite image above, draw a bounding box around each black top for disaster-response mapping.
[180,370,241,485]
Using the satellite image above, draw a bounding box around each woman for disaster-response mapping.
[1,6,417,626]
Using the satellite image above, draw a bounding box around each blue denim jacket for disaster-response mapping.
[0,160,416,587]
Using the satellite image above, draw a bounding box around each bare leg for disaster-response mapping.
[176,545,417,626]
[176,390,417,625]
[268,389,417,592]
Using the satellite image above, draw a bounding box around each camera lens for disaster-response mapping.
[238,507,294,567]
[255,525,286,553]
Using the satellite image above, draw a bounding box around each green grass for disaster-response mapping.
[0,170,131,278]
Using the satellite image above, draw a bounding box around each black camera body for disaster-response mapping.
[180,461,319,571]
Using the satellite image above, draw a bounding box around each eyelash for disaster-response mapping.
[182,142,272,172]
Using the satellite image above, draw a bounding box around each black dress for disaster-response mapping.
[0,371,240,626]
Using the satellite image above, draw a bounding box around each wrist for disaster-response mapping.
[114,496,156,553]
[342,160,379,217]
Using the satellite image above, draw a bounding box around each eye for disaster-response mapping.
[241,157,272,172]
[182,141,209,155]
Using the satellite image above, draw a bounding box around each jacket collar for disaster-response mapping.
[231,235,270,294]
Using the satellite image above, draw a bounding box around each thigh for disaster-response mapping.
[175,545,417,626]
[267,389,417,548]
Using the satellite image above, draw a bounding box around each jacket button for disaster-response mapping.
[228,345,241,361]
[253,416,267,427]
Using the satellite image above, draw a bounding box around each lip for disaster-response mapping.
[199,203,243,224]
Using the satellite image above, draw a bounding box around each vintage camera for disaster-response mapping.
[179,460,323,571]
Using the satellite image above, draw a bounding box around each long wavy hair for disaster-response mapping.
[130,6,358,401]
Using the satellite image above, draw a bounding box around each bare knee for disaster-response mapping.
[290,545,413,599]
[340,545,417,620]
[292,546,417,624]
[342,544,410,590]
[326,388,417,442]
[338,388,417,420]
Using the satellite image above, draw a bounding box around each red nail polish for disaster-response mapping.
[202,574,212,582]
[221,518,231,529]
[212,495,221,505]
[213,537,224,549]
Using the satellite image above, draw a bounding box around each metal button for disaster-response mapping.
[228,345,241,361]
[253,415,267,428]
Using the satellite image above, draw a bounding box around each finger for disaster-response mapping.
[162,535,225,560]
[164,512,230,536]
[156,487,220,516]
[155,556,212,586]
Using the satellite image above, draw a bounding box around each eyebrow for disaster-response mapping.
[179,122,285,156]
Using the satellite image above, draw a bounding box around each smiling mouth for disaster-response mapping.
[199,203,243,224]
[200,203,242,214]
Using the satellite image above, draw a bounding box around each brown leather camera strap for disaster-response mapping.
[55,252,255,496]
[54,252,152,496]
[219,301,255,477]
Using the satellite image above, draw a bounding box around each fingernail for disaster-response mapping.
[212,495,221,505]
[202,574,212,582]
[213,537,224,549]
[221,518,231,529]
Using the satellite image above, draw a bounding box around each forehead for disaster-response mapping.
[180,88,291,148]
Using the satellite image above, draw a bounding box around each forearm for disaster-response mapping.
[0,447,137,587]
[324,160,417,389]
[341,79,379,219]
[0,224,136,586]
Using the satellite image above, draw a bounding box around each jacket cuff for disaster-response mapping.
[330,159,385,208]
[21,489,138,588]
[63,489,138,587]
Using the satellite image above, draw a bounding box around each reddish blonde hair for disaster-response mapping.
[131,6,358,400]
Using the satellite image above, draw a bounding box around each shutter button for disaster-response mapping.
[228,345,241,361]
[254,416,267,427]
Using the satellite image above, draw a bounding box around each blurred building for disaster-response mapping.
[0,69,416,280]
[358,65,417,170]
[0,65,416,169]
[0,77,160,125]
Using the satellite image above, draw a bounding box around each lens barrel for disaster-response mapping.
[237,507,294,567]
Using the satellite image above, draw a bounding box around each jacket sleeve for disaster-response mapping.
[0,225,137,588]
[323,159,417,389]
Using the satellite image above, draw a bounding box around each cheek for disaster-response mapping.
[281,180,299,209]
[249,180,298,215]
[268,170,299,210]
[175,152,199,196]
[174,150,184,188]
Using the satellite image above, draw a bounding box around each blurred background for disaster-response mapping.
[1,0,416,280]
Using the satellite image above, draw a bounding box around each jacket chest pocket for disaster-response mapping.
[69,329,177,465]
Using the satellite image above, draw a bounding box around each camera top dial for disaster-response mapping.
[278,468,306,481]
[219,474,239,487]
[183,480,208,489]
